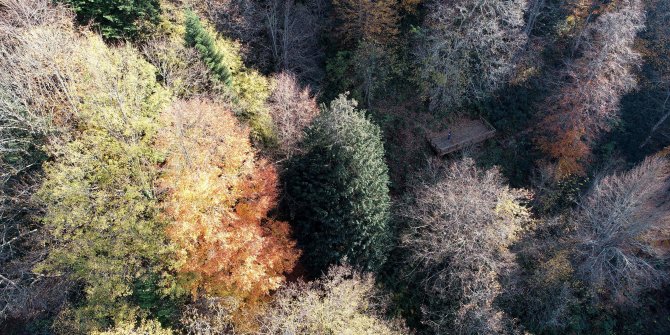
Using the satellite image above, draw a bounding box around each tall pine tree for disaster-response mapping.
[286,94,392,273]
[184,10,233,87]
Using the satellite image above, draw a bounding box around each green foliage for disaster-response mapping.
[34,41,174,332]
[132,275,183,328]
[37,128,169,331]
[325,43,399,107]
[91,318,174,335]
[533,174,589,215]
[184,10,232,87]
[182,11,275,145]
[351,42,399,106]
[325,51,356,101]
[286,94,392,273]
[232,69,275,145]
[59,0,161,40]
[475,139,539,188]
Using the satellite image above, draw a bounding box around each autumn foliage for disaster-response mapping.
[268,72,319,157]
[538,0,645,177]
[4,0,670,333]
[157,100,299,303]
[332,0,399,46]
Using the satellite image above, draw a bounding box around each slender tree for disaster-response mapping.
[91,318,173,335]
[332,0,399,46]
[264,0,327,85]
[184,10,233,87]
[267,72,319,158]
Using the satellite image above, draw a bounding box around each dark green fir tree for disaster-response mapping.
[286,93,392,273]
[59,0,161,40]
[184,10,233,87]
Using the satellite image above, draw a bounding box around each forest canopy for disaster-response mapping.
[1,0,670,334]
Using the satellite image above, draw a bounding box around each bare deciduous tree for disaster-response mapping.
[0,0,72,34]
[204,0,327,87]
[401,158,532,334]
[417,0,528,112]
[0,0,84,149]
[265,0,327,86]
[181,297,240,335]
[267,72,319,158]
[538,0,645,176]
[571,156,670,303]
[202,0,271,71]
[0,0,78,322]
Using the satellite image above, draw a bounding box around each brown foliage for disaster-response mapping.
[332,0,399,46]
[399,0,422,15]
[538,0,645,177]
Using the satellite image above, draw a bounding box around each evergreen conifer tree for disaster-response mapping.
[59,0,161,40]
[286,94,392,273]
[184,11,233,87]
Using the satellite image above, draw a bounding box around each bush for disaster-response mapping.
[91,318,173,335]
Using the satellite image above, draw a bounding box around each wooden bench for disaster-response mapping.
[428,118,496,156]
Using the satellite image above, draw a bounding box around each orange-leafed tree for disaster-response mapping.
[156,99,299,305]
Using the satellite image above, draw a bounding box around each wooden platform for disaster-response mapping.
[428,118,496,156]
